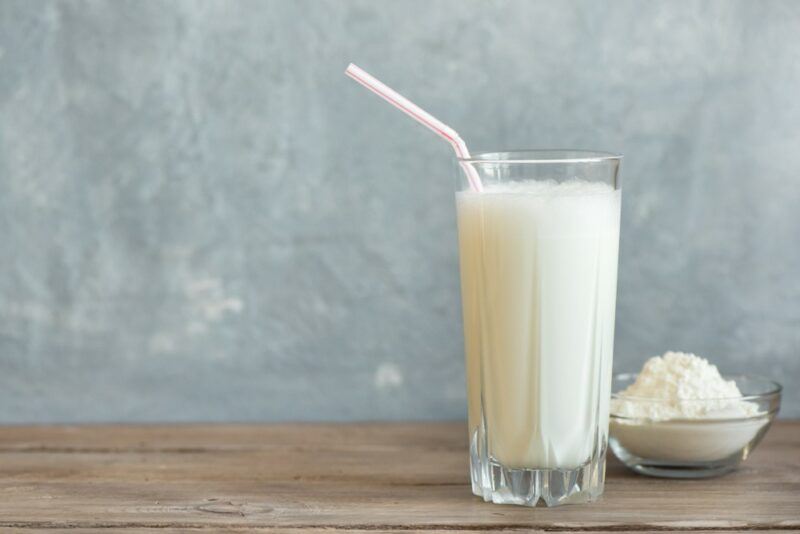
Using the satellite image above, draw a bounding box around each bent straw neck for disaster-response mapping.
[345,63,483,192]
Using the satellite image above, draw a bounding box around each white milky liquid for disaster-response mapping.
[457,180,621,469]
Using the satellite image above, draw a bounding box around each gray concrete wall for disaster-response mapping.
[0,0,797,422]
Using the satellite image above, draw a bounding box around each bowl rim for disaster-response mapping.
[611,373,782,402]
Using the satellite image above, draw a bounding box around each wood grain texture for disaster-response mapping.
[0,422,797,532]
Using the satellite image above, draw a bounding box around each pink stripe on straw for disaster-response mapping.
[345,64,483,192]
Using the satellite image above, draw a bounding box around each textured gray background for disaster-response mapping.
[0,0,798,423]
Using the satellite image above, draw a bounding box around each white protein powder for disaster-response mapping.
[611,351,758,420]
[610,352,766,462]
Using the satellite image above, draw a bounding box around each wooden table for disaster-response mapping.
[0,421,797,532]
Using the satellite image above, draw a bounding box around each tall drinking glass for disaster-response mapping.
[455,150,622,507]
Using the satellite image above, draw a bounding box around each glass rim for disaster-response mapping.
[457,149,623,164]
[611,373,783,403]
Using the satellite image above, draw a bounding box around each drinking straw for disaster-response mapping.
[345,64,483,192]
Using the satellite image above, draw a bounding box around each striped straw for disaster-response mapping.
[345,64,483,192]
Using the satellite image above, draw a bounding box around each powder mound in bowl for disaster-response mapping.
[612,351,758,420]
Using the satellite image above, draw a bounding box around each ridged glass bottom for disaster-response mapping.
[470,429,606,507]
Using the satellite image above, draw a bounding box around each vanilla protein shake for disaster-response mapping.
[457,179,621,471]
[344,66,623,505]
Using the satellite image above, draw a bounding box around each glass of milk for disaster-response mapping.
[455,150,622,507]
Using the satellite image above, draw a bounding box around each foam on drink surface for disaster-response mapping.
[472,179,615,196]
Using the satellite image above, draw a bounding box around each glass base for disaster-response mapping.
[609,436,747,479]
[470,431,606,507]
[627,462,737,479]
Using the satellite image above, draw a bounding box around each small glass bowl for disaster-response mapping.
[609,374,781,478]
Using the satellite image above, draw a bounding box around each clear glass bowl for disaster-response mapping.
[609,374,781,478]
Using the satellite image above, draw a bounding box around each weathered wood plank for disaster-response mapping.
[6,531,793,534]
[0,422,464,452]
[0,422,796,531]
[7,531,796,534]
